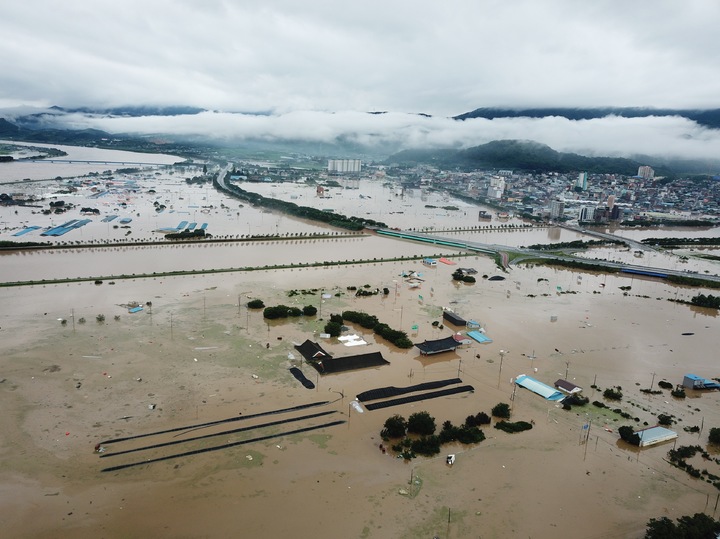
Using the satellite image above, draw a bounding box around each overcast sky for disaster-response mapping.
[2,1,720,158]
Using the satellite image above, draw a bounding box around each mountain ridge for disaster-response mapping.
[454,106,720,129]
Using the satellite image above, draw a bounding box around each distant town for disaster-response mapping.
[230,158,720,226]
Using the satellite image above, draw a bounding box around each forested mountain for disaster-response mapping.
[454,107,720,129]
[387,139,646,174]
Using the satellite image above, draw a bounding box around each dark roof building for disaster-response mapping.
[443,310,467,327]
[554,379,583,394]
[414,336,461,355]
[309,351,389,375]
[294,340,332,362]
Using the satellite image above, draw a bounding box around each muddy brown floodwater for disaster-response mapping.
[1,251,720,539]
[2,151,720,537]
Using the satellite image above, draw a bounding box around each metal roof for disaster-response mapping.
[515,374,565,401]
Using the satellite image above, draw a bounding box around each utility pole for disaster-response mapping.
[446,508,451,538]
[650,372,656,391]
[457,359,462,378]
[583,420,592,461]
[498,350,506,388]
[170,312,174,340]
[565,360,570,380]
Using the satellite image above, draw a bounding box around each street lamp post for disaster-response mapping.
[498,349,507,388]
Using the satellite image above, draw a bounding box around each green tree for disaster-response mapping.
[263,305,290,319]
[247,299,265,309]
[618,425,640,446]
[709,427,720,446]
[410,435,441,456]
[302,305,318,316]
[645,512,720,538]
[491,402,511,419]
[407,411,436,436]
[324,321,342,337]
[381,415,407,439]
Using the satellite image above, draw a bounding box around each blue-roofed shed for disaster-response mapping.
[683,374,720,390]
[515,374,565,401]
[467,330,492,344]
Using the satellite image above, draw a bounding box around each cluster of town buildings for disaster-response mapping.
[389,164,720,224]
[230,158,720,225]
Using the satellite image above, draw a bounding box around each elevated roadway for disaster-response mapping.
[374,228,720,284]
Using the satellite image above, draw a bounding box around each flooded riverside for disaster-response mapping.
[0,140,183,182]
[0,235,467,282]
[2,147,720,538]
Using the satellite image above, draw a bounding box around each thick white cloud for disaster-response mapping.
[2,1,719,161]
[41,109,720,161]
[1,0,720,115]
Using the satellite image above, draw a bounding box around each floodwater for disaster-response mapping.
[2,256,720,539]
[2,146,720,538]
[0,140,183,182]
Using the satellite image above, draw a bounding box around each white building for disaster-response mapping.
[579,206,595,223]
[328,159,361,173]
[550,199,565,220]
[487,176,505,199]
[576,172,588,191]
[637,165,655,179]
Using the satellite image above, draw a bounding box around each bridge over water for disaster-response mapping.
[374,228,720,284]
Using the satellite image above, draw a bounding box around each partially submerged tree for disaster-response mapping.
[407,411,436,436]
[381,415,407,439]
[491,402,511,419]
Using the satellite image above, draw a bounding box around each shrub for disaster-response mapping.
[455,426,486,444]
[465,411,492,427]
[96,314,105,323]
[410,435,441,456]
[394,336,414,349]
[302,305,317,316]
[324,321,342,337]
[381,415,407,439]
[645,513,720,539]
[709,428,720,446]
[342,310,378,329]
[491,402,511,419]
[407,411,436,436]
[603,387,623,401]
[247,299,265,309]
[263,305,290,319]
[494,421,533,434]
[618,425,640,446]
